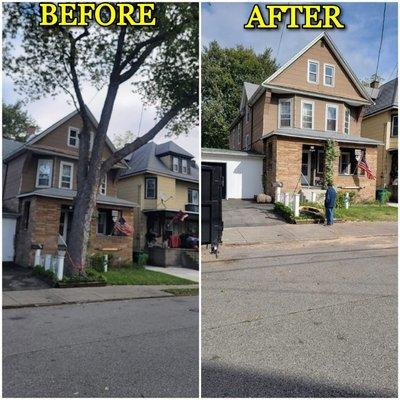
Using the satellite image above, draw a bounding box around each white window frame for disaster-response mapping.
[35,159,53,188]
[301,100,314,129]
[278,98,293,128]
[307,60,319,84]
[323,63,335,87]
[317,150,325,174]
[188,188,199,205]
[145,177,157,199]
[325,104,339,132]
[391,115,398,137]
[339,151,351,175]
[97,211,108,235]
[58,161,74,190]
[172,157,179,172]
[99,174,107,195]
[68,127,80,148]
[182,159,188,174]
[343,107,350,135]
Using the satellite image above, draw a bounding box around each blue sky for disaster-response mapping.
[202,2,398,84]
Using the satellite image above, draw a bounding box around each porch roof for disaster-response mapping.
[17,188,137,208]
[262,128,383,146]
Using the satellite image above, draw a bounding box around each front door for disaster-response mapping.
[301,151,311,186]
[59,209,73,244]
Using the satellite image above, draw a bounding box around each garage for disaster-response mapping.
[3,211,18,262]
[201,148,264,199]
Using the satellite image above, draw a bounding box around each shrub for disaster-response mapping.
[335,191,357,208]
[274,202,295,223]
[61,268,106,284]
[32,265,55,280]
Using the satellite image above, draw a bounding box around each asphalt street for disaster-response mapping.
[201,236,398,397]
[3,296,199,398]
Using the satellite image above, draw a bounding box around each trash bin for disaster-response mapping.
[376,189,389,204]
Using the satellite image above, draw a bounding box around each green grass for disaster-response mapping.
[102,268,196,286]
[334,204,398,222]
[163,288,199,296]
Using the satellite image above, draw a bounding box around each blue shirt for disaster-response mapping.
[325,186,337,208]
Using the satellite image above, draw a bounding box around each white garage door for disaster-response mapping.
[3,217,17,262]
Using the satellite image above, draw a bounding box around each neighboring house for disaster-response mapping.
[361,78,398,199]
[229,32,381,201]
[117,141,199,251]
[202,148,264,199]
[2,109,136,267]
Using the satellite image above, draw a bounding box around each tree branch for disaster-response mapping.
[101,95,197,173]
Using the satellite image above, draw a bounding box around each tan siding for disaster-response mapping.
[270,38,366,102]
[3,154,25,202]
[251,94,265,153]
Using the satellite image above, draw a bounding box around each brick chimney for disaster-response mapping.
[370,79,380,89]
[27,125,36,141]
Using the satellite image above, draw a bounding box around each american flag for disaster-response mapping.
[358,158,376,180]
[114,217,134,236]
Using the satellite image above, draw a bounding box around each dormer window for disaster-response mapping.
[182,159,188,174]
[324,64,335,87]
[173,157,179,172]
[391,115,398,137]
[307,60,319,84]
[68,127,80,147]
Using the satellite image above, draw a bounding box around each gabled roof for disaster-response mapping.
[263,127,383,146]
[240,82,261,110]
[363,78,398,118]
[4,107,118,161]
[121,141,198,183]
[2,138,24,159]
[262,32,372,104]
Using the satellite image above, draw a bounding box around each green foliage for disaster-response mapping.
[324,140,339,187]
[334,204,397,222]
[335,191,357,209]
[32,265,55,280]
[163,288,198,296]
[133,252,149,267]
[2,101,38,142]
[61,268,106,284]
[274,202,295,223]
[202,41,278,148]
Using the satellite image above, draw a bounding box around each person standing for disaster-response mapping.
[324,183,337,225]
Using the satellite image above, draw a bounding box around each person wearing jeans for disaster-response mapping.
[324,183,337,225]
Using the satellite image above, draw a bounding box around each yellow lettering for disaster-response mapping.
[286,6,302,28]
[303,6,322,28]
[95,3,116,27]
[39,3,58,26]
[244,5,268,29]
[266,6,284,29]
[116,3,136,26]
[136,3,156,26]
[323,5,345,29]
[78,3,96,26]
[59,3,76,26]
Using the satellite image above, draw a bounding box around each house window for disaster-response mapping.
[182,159,188,174]
[326,104,338,132]
[317,150,324,174]
[307,60,319,84]
[245,134,250,150]
[324,64,335,87]
[97,209,122,236]
[97,211,108,235]
[188,188,199,205]
[145,177,157,199]
[279,99,292,128]
[246,105,251,123]
[36,159,53,188]
[59,161,73,189]
[68,127,80,147]
[344,108,350,135]
[301,101,314,129]
[391,115,398,137]
[339,151,351,175]
[23,201,30,229]
[100,174,107,195]
[172,157,179,172]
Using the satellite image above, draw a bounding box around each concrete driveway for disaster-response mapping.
[3,263,50,291]
[222,199,285,228]
[202,234,398,397]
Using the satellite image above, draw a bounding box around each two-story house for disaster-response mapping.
[3,109,136,267]
[361,78,398,200]
[229,32,381,201]
[117,141,199,251]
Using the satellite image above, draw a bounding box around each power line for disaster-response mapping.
[374,2,387,80]
[387,62,398,81]
[275,6,288,62]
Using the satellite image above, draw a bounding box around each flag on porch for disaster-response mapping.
[114,217,134,236]
[358,158,376,180]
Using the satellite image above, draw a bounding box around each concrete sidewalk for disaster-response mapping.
[221,221,397,246]
[145,266,199,282]
[2,283,198,309]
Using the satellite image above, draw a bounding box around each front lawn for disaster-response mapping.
[334,204,398,222]
[102,268,196,286]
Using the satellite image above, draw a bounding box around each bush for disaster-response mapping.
[32,265,55,280]
[60,268,106,284]
[274,202,295,223]
[335,191,357,208]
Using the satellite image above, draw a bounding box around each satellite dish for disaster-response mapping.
[160,193,167,202]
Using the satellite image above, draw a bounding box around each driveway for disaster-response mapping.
[222,199,285,228]
[202,235,398,397]
[3,263,50,291]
